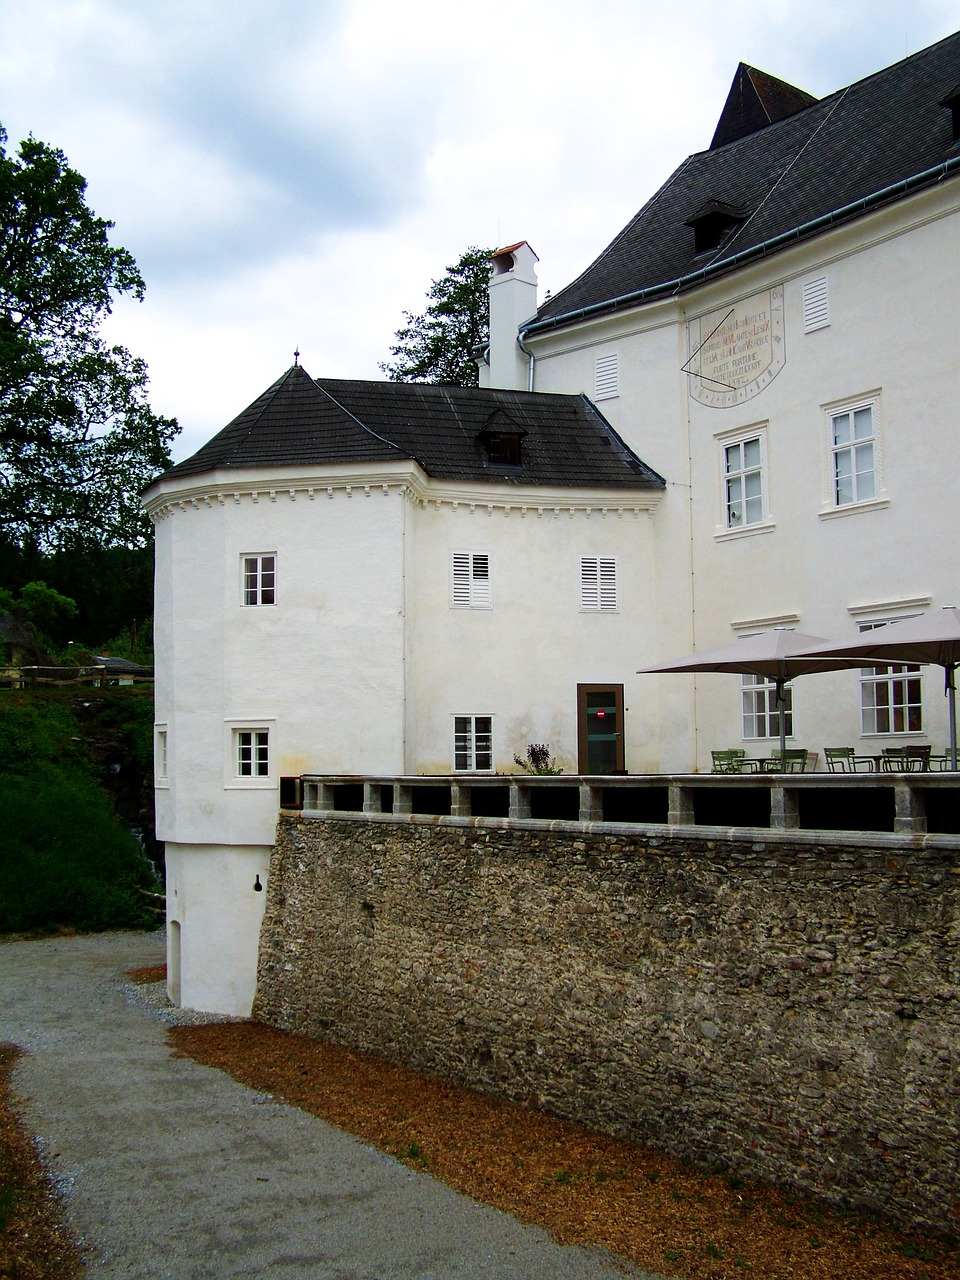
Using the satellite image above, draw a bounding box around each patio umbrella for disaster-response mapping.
[638,628,849,759]
[797,606,960,770]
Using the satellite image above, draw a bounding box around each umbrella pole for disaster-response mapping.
[947,664,958,771]
[776,678,787,759]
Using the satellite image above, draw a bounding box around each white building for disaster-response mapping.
[145,33,960,1013]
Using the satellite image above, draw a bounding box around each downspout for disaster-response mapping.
[520,156,960,339]
[517,330,536,392]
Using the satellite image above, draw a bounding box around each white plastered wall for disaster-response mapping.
[529,186,960,768]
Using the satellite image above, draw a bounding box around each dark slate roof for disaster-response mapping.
[156,364,663,491]
[528,31,960,334]
[710,64,818,149]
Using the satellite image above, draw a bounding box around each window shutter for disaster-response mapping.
[580,557,618,610]
[598,558,618,609]
[470,553,490,607]
[452,552,472,606]
[452,552,491,608]
[594,353,619,399]
[802,276,829,332]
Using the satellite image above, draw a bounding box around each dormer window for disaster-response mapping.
[941,83,960,142]
[686,199,748,254]
[477,410,527,466]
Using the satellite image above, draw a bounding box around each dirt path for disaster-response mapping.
[0,931,649,1279]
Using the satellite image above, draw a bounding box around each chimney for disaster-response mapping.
[486,242,538,390]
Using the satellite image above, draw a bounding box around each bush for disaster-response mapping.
[0,763,158,933]
[0,692,159,933]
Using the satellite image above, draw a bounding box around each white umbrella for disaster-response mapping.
[638,627,849,759]
[797,607,960,769]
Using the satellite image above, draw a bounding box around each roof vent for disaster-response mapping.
[477,410,527,466]
[685,199,748,254]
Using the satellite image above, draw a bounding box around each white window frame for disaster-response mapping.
[155,725,169,787]
[857,619,923,736]
[451,551,491,609]
[594,352,619,400]
[453,714,493,772]
[579,556,618,611]
[224,719,276,789]
[716,425,772,539]
[741,673,793,741]
[821,395,885,516]
[241,553,276,606]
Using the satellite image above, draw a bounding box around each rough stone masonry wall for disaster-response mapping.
[254,814,960,1235]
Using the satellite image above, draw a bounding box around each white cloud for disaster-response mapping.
[1,0,957,459]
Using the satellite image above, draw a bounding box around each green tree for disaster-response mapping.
[0,580,77,652]
[0,125,178,551]
[381,245,491,387]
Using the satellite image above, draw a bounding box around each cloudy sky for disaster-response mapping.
[1,0,957,460]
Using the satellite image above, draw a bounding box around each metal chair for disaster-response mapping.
[711,748,747,774]
[880,745,932,772]
[824,747,875,773]
[764,748,808,773]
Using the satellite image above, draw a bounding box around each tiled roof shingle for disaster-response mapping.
[528,32,960,334]
[157,365,664,492]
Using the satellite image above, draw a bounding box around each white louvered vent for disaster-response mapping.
[580,557,618,611]
[802,276,830,332]
[594,353,619,399]
[451,551,491,608]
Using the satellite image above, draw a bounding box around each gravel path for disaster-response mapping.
[0,931,652,1279]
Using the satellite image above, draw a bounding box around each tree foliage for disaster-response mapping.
[381,245,491,387]
[0,125,178,551]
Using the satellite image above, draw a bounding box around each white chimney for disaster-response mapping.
[486,242,538,390]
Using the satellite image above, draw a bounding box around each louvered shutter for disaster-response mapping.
[594,353,619,399]
[452,552,491,608]
[802,277,829,332]
[580,557,618,610]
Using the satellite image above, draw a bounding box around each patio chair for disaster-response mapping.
[765,748,808,773]
[711,748,747,774]
[880,745,932,772]
[823,747,875,773]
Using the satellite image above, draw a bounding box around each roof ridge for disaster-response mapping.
[314,380,407,455]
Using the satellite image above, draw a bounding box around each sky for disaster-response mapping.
[1,0,958,461]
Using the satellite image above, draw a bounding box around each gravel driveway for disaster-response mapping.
[0,932,654,1279]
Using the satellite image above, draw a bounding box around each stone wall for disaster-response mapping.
[254,813,960,1235]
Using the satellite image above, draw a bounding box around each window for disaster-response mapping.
[723,435,764,528]
[594,352,619,399]
[858,620,922,735]
[580,557,618,611]
[802,276,829,332]
[454,715,492,771]
[742,674,792,740]
[155,728,168,785]
[242,554,276,605]
[236,729,269,777]
[451,552,491,608]
[830,403,876,506]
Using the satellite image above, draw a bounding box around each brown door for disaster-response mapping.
[577,684,625,774]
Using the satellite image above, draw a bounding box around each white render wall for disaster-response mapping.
[405,491,661,774]
[528,186,960,768]
[149,461,662,1012]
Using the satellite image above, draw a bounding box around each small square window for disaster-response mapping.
[454,715,493,771]
[242,554,276,606]
[236,729,270,777]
